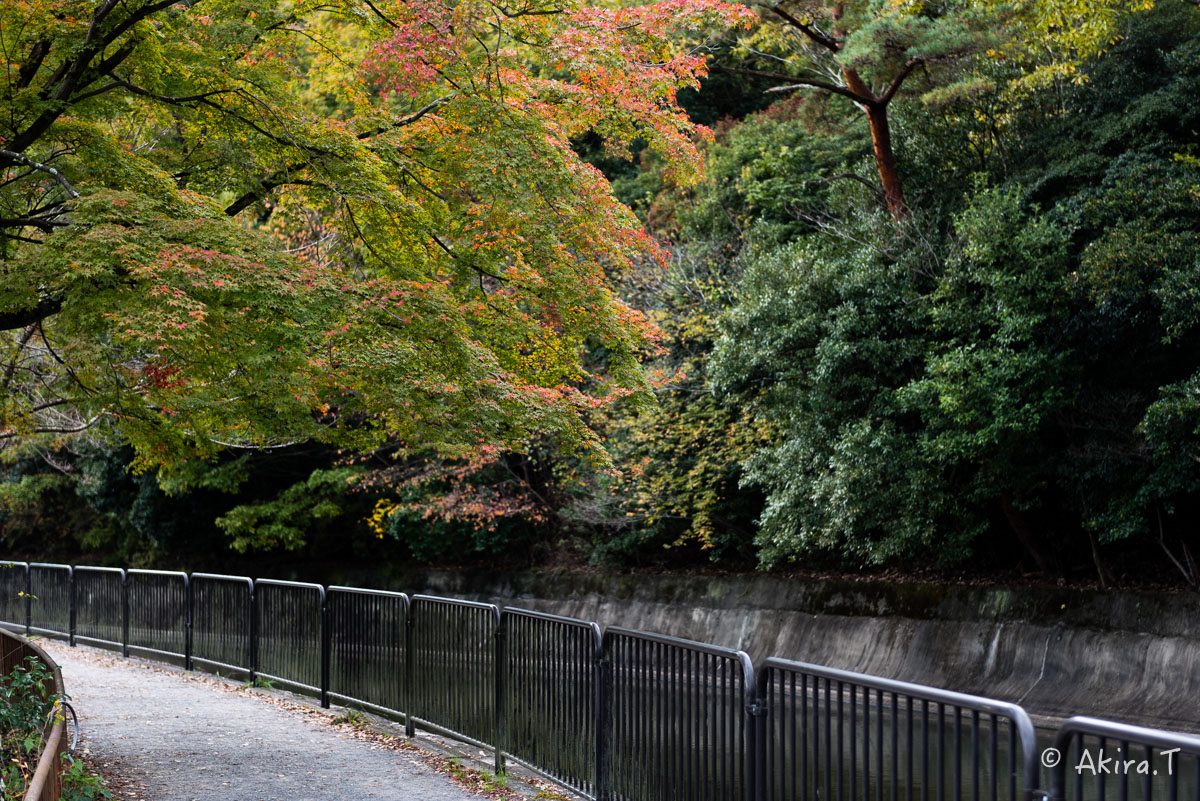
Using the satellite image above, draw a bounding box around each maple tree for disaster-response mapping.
[0,0,753,474]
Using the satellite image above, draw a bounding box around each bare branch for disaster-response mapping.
[0,150,79,198]
[804,172,885,198]
[711,65,866,104]
[357,95,456,141]
[768,5,841,52]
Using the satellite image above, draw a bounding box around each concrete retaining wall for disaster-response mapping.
[379,569,1200,732]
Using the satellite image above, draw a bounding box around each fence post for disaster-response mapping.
[121,572,130,658]
[184,574,193,671]
[749,675,766,801]
[595,645,612,801]
[249,581,258,684]
[23,563,31,636]
[404,602,415,738]
[320,587,331,709]
[494,612,506,777]
[68,568,76,647]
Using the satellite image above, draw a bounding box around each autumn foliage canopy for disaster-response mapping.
[0,0,753,472]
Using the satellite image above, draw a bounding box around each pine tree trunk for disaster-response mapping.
[864,103,907,220]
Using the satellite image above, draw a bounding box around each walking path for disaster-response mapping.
[41,641,493,801]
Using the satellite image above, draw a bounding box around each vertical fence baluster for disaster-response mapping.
[121,572,130,658]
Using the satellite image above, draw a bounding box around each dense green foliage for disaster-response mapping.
[0,656,108,800]
[0,656,57,797]
[3,0,1200,586]
[705,1,1200,579]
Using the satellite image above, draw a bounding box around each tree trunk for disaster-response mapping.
[864,103,907,220]
[1087,530,1115,589]
[999,492,1057,577]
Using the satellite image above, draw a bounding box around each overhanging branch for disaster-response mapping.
[768,5,841,52]
[0,151,79,198]
[0,296,64,332]
[711,65,866,104]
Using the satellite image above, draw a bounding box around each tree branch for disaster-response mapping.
[16,41,51,89]
[0,296,63,332]
[712,65,866,104]
[224,174,325,216]
[769,5,841,52]
[0,151,79,198]
[362,0,399,28]
[879,57,922,105]
[357,95,455,140]
[111,79,333,155]
[804,172,885,198]
[4,0,177,159]
[0,216,68,233]
[0,418,102,440]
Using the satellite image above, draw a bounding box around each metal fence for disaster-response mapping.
[8,560,1200,801]
[407,595,502,771]
[1048,717,1200,801]
[29,563,71,639]
[0,561,29,632]
[757,659,1038,801]
[504,608,602,797]
[190,573,254,676]
[606,627,756,801]
[327,586,406,718]
[126,569,188,662]
[72,566,125,650]
[254,579,326,699]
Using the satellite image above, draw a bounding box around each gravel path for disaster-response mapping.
[41,641,492,801]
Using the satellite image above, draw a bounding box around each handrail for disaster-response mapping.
[1,628,66,801]
[758,656,1041,801]
[1048,716,1200,801]
[23,717,63,801]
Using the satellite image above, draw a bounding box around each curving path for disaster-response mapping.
[41,641,491,801]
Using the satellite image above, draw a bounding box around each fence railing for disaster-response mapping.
[503,607,602,798]
[28,563,70,640]
[0,561,30,632]
[756,659,1038,801]
[125,569,188,662]
[407,594,503,771]
[1,626,67,801]
[2,560,1198,801]
[606,627,756,801]
[72,567,124,651]
[253,579,326,700]
[190,573,254,676]
[327,586,406,717]
[1048,717,1200,801]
